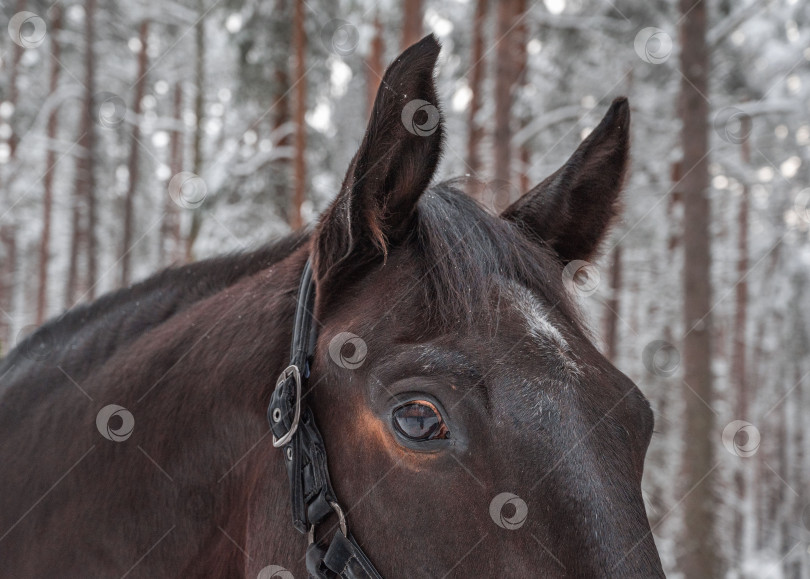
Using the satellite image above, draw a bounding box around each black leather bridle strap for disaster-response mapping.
[267,259,383,579]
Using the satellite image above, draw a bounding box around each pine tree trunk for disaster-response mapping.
[271,0,291,223]
[466,0,488,179]
[0,0,26,347]
[120,20,149,287]
[84,0,98,299]
[36,4,63,325]
[401,0,424,49]
[159,83,184,266]
[732,114,751,563]
[66,0,97,306]
[603,245,623,362]
[493,0,526,189]
[186,2,206,262]
[366,14,385,118]
[0,228,15,354]
[290,0,307,230]
[677,0,718,575]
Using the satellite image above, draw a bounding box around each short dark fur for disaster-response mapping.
[0,35,663,578]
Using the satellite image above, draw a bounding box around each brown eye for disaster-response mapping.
[392,401,449,441]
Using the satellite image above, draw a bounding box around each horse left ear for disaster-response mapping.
[312,35,444,288]
[501,97,630,263]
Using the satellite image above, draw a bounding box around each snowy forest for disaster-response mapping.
[0,0,808,577]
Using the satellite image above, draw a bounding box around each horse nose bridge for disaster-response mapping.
[506,437,663,576]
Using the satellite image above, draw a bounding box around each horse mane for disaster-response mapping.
[412,179,584,332]
[3,181,584,374]
[1,232,309,376]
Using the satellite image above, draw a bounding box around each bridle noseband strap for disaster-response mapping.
[267,259,383,579]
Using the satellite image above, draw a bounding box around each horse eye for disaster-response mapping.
[392,401,449,441]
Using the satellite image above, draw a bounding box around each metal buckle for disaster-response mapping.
[307,501,348,545]
[272,364,302,448]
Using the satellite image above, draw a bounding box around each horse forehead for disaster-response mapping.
[498,281,581,378]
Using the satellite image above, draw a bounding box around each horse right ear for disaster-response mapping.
[312,35,444,291]
[501,98,630,264]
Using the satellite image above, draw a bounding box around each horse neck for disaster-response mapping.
[116,246,309,574]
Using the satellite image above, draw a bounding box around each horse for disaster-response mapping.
[0,35,664,578]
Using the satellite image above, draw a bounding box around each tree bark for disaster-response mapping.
[290,0,307,230]
[493,0,527,190]
[602,245,623,362]
[0,0,26,347]
[160,83,184,266]
[677,0,718,576]
[120,20,149,287]
[366,14,385,119]
[732,114,751,562]
[401,0,424,50]
[271,0,291,223]
[84,0,98,299]
[185,2,206,262]
[466,0,488,179]
[66,0,97,306]
[36,4,63,324]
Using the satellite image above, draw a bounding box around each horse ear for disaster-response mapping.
[312,34,444,286]
[501,97,630,263]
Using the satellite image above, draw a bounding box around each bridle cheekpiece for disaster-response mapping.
[267,259,383,579]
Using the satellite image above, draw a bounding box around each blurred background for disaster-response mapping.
[0,0,808,577]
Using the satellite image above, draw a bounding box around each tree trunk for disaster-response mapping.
[602,245,623,362]
[366,13,385,118]
[271,0,291,223]
[401,0,424,50]
[7,0,26,158]
[732,114,751,563]
[290,0,307,230]
[677,0,718,576]
[0,229,15,354]
[0,0,26,347]
[120,20,149,288]
[493,0,527,190]
[36,4,63,325]
[66,0,97,306]
[185,2,206,262]
[160,83,184,266]
[84,0,98,299]
[466,0,488,180]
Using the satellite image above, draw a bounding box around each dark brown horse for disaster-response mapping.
[0,36,664,578]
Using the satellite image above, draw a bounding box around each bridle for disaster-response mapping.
[267,260,383,579]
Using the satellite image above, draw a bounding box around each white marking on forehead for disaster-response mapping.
[504,282,568,349]
[502,281,580,376]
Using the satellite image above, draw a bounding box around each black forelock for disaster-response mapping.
[411,179,584,331]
